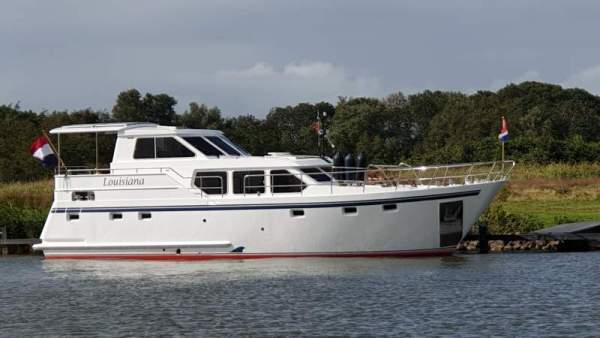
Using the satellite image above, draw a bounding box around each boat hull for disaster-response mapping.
[35,181,504,260]
[42,248,455,260]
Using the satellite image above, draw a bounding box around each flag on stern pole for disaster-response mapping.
[498,116,509,142]
[310,121,321,133]
[30,136,58,169]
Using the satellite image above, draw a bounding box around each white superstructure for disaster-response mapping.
[33,123,514,260]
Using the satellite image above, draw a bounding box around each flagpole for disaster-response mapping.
[500,115,505,172]
[41,130,66,170]
[501,141,505,171]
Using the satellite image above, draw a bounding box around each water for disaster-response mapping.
[1,253,600,337]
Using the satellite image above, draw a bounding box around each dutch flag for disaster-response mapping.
[30,136,58,169]
[498,116,509,143]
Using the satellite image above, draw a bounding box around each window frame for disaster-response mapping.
[182,136,225,157]
[270,169,307,193]
[205,136,242,156]
[220,135,250,155]
[233,170,266,194]
[299,167,332,182]
[193,170,228,195]
[155,137,195,159]
[133,137,156,159]
[134,136,198,159]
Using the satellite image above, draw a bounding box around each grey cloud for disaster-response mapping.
[1,0,600,116]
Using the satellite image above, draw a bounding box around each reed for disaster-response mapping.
[0,180,54,209]
[0,180,52,238]
[511,162,600,180]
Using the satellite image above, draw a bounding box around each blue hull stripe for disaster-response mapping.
[51,190,480,214]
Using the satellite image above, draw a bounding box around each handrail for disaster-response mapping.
[61,166,190,180]
[57,160,515,198]
[194,175,225,197]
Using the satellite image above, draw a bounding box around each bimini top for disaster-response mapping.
[50,122,159,134]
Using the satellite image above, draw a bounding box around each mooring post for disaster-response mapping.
[479,223,489,254]
[0,226,7,256]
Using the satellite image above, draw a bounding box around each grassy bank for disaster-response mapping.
[0,163,599,238]
[482,162,600,233]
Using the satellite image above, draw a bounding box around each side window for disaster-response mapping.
[72,191,95,201]
[194,171,227,195]
[221,136,250,155]
[300,167,331,182]
[133,138,155,159]
[271,170,306,193]
[206,136,241,156]
[183,137,225,157]
[233,171,265,194]
[156,137,194,158]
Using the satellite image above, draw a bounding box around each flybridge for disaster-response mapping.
[49,123,251,174]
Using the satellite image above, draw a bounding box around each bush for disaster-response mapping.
[478,204,545,234]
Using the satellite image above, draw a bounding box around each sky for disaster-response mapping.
[1,0,600,116]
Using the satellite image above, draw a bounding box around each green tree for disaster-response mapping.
[179,102,223,129]
[112,89,177,125]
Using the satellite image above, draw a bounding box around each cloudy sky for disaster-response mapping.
[1,0,599,116]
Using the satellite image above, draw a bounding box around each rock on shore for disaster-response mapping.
[457,239,560,252]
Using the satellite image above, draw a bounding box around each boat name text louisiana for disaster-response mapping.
[103,177,145,186]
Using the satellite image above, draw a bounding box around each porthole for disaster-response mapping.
[290,209,305,217]
[383,204,397,212]
[343,207,358,215]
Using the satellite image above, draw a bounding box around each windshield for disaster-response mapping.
[183,137,224,157]
[221,136,250,155]
[206,136,241,156]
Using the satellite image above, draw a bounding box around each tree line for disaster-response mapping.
[2,82,600,182]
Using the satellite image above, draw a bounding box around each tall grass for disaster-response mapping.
[0,180,53,238]
[511,162,600,180]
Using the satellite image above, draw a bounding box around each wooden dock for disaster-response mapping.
[464,221,600,253]
[0,227,41,255]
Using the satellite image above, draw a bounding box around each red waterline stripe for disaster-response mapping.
[44,248,455,261]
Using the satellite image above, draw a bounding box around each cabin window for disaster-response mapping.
[271,170,306,193]
[110,212,123,220]
[206,136,241,156]
[133,138,155,159]
[67,213,80,221]
[439,201,463,247]
[139,212,152,220]
[183,137,224,157]
[72,191,95,201]
[233,171,265,194]
[156,137,194,158]
[135,137,194,159]
[194,171,227,195]
[300,167,332,182]
[343,207,358,215]
[222,136,250,155]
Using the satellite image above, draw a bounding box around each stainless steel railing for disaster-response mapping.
[58,160,515,197]
[234,160,515,196]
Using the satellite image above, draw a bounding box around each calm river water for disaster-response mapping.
[1,253,600,337]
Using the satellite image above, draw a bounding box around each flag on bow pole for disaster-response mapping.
[498,116,509,163]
